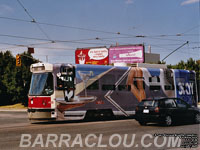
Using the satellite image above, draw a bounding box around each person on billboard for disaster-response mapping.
[127,67,146,102]
[163,68,175,97]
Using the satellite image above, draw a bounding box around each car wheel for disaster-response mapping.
[164,115,172,126]
[194,113,200,124]
[138,121,147,126]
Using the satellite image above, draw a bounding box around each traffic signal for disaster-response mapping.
[16,54,21,67]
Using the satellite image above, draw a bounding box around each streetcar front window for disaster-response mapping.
[29,73,53,96]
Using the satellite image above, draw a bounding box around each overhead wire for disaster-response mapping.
[0,16,123,36]
[0,43,76,51]
[0,33,200,53]
[0,3,199,56]
[0,16,199,39]
[0,33,113,45]
[150,45,198,55]
[0,32,196,46]
[0,39,198,54]
[180,25,200,35]
[0,15,199,52]
[0,2,198,62]
[16,0,53,41]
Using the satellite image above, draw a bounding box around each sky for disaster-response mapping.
[0,0,199,65]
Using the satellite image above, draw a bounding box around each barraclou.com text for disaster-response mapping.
[19,133,182,148]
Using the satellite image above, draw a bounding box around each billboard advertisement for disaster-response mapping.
[75,47,109,65]
[109,45,144,64]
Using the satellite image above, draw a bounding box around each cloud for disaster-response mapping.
[125,0,134,4]
[0,4,14,15]
[181,0,200,5]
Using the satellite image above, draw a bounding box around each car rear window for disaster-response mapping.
[138,100,158,107]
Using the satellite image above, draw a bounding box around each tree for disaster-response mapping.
[0,51,38,106]
[167,58,200,80]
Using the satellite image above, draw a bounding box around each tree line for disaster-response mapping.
[0,51,199,106]
[167,58,200,81]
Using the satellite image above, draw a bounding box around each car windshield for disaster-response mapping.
[29,73,53,96]
[138,100,157,107]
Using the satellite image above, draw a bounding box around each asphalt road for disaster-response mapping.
[0,111,199,150]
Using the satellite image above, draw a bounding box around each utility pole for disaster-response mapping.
[46,55,48,62]
[162,41,189,62]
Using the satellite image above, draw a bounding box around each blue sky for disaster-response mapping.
[0,0,199,64]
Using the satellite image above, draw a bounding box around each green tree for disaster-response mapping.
[0,51,38,106]
[168,58,200,80]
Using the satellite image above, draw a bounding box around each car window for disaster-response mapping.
[175,99,187,108]
[164,99,176,108]
[154,101,158,107]
[139,100,155,107]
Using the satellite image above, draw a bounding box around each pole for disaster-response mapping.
[162,41,189,62]
[46,55,48,62]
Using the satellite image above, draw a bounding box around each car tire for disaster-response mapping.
[164,115,172,126]
[138,121,147,126]
[194,113,200,124]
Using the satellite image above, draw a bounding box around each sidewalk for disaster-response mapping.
[0,108,27,112]
[0,103,27,112]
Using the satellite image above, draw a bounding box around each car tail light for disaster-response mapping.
[155,107,159,113]
[136,106,139,111]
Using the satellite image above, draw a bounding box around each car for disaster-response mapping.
[135,97,200,126]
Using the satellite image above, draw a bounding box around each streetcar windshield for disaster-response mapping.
[29,73,53,96]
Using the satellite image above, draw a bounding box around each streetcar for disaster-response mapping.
[28,63,198,122]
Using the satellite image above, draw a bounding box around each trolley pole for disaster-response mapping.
[162,41,189,62]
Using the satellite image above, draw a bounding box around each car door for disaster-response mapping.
[163,99,179,120]
[174,98,189,122]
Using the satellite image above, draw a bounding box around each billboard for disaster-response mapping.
[75,47,109,65]
[109,45,144,64]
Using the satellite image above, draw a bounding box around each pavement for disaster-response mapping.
[0,111,199,150]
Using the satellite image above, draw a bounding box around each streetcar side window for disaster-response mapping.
[164,85,174,90]
[118,85,131,91]
[150,85,161,91]
[102,85,115,91]
[149,76,160,83]
[102,74,115,84]
[87,80,99,90]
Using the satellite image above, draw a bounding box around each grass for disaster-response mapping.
[0,103,27,109]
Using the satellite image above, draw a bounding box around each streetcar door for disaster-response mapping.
[57,65,75,101]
